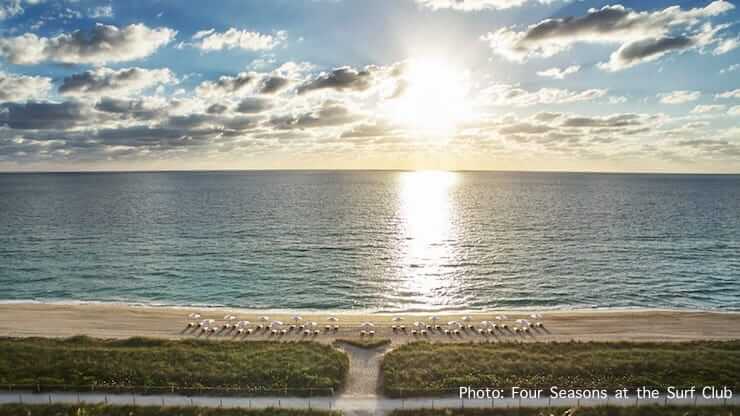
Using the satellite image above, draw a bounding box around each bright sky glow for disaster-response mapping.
[0,0,738,172]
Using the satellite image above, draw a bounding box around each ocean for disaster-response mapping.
[0,170,738,311]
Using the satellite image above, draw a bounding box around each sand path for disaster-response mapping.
[334,343,390,397]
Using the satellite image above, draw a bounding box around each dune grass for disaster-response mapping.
[0,336,348,395]
[0,404,338,416]
[382,341,740,397]
[390,406,740,416]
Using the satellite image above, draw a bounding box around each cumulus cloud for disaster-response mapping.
[196,72,257,98]
[0,23,176,65]
[728,105,740,116]
[268,101,360,129]
[297,63,402,95]
[59,67,176,97]
[0,101,90,130]
[236,97,273,113]
[88,5,113,18]
[481,1,736,70]
[412,0,563,11]
[259,76,291,94]
[297,66,376,94]
[658,90,701,104]
[94,97,167,120]
[691,104,726,114]
[481,84,608,106]
[720,63,740,74]
[189,28,286,51]
[0,0,23,20]
[716,89,740,99]
[536,65,580,79]
[0,71,52,102]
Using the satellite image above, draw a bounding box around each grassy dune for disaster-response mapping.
[0,337,348,395]
[0,404,338,416]
[390,406,740,416]
[382,341,740,397]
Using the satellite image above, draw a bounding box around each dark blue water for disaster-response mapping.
[0,171,738,311]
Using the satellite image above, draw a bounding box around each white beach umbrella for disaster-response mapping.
[530,313,543,319]
[480,320,489,327]
[292,315,303,322]
[271,321,284,328]
[461,316,471,321]
[309,321,318,327]
[413,321,422,328]
[327,316,338,322]
[360,322,375,328]
[392,316,403,322]
[260,316,270,321]
[188,313,201,319]
[224,314,237,320]
[428,315,440,322]
[448,321,461,327]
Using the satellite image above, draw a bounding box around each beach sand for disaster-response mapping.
[0,303,738,343]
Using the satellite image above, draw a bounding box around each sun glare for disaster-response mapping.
[394,170,461,307]
[386,58,472,134]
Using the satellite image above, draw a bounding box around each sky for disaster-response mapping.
[0,0,739,172]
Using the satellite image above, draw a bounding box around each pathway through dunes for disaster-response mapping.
[334,342,390,397]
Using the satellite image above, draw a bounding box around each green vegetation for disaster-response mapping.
[382,341,740,397]
[390,406,740,416]
[333,338,391,349]
[0,404,338,416]
[0,337,348,396]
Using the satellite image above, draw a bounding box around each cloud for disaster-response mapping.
[0,0,23,20]
[189,28,286,51]
[729,105,740,116]
[259,76,291,94]
[536,65,580,79]
[94,97,168,120]
[482,1,736,70]
[658,90,701,104]
[560,113,646,128]
[720,63,740,74]
[0,101,90,130]
[196,72,256,98]
[481,84,608,106]
[0,71,52,102]
[59,67,176,97]
[88,5,113,18]
[691,104,726,114]
[297,63,404,95]
[268,101,360,129]
[0,23,176,65]
[297,66,376,94]
[412,0,558,11]
[599,36,696,71]
[716,89,740,99]
[236,97,273,113]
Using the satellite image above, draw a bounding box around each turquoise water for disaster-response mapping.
[0,171,738,311]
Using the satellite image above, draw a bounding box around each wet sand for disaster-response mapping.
[0,303,738,343]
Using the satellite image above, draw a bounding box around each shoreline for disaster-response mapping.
[1,302,739,343]
[1,299,737,315]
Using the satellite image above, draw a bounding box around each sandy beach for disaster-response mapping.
[0,303,738,343]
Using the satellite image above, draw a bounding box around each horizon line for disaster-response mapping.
[1,168,740,175]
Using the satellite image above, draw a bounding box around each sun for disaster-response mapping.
[384,58,472,134]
